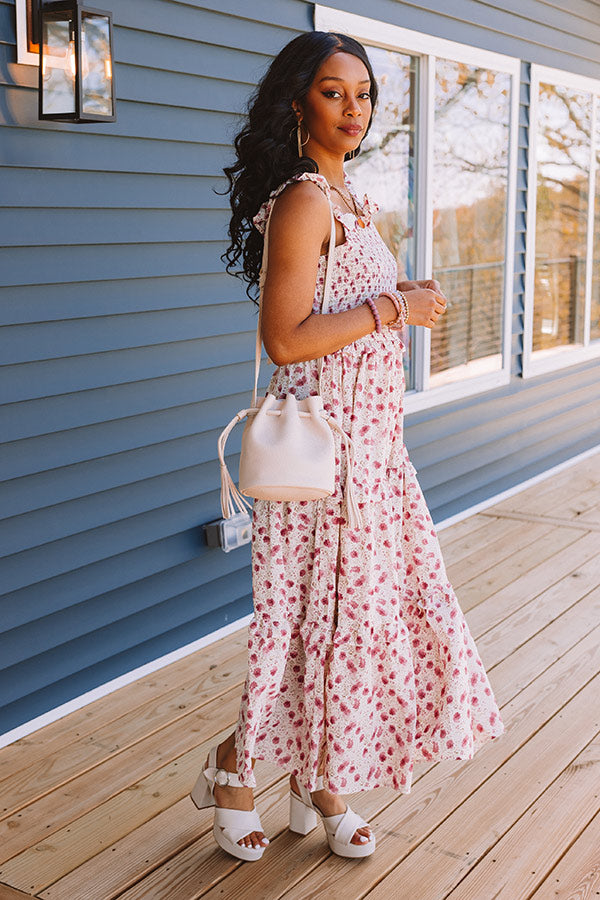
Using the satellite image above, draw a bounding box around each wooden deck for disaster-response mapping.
[1,452,599,900]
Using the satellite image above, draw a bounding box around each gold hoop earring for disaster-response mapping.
[297,121,310,157]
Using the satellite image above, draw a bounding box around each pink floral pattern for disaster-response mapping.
[233,171,505,795]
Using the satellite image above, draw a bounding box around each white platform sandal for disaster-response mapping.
[288,774,376,858]
[190,744,269,862]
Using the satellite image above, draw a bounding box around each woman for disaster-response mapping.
[191,30,505,862]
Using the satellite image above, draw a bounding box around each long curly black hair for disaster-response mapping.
[218,31,379,308]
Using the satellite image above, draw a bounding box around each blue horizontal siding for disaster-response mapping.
[0,378,255,444]
[1,0,600,737]
[0,241,228,286]
[2,337,256,403]
[0,304,254,364]
[0,565,253,673]
[0,273,234,324]
[1,463,228,560]
[0,209,228,248]
[2,432,225,516]
[0,532,249,632]
[0,380,255,480]
[0,127,231,175]
[0,168,230,211]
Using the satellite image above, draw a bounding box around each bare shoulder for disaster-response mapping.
[268,178,330,236]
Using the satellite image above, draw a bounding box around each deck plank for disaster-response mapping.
[0,883,34,900]
[527,808,600,899]
[463,529,599,636]
[456,522,580,611]
[444,733,600,900]
[445,518,552,590]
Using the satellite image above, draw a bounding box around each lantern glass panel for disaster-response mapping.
[81,13,113,116]
[41,10,76,115]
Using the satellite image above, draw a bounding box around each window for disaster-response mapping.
[342,45,419,390]
[315,7,520,413]
[593,114,600,340]
[15,0,41,66]
[524,65,600,377]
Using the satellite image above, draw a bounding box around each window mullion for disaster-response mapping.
[414,52,435,392]
[583,93,597,347]
[523,65,539,377]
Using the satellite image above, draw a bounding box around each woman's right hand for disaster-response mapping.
[403,287,447,328]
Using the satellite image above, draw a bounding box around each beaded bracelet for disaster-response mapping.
[394,289,410,324]
[364,296,382,332]
[378,291,404,328]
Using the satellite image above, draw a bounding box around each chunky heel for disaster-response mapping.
[288,774,375,858]
[190,769,214,810]
[189,743,269,862]
[289,788,318,834]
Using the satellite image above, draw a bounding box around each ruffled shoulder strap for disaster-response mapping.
[252,172,331,234]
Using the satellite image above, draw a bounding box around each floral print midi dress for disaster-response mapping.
[233,170,505,796]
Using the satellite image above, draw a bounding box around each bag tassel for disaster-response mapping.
[218,409,254,519]
[326,417,364,531]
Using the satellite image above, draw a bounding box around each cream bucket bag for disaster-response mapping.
[217,186,363,530]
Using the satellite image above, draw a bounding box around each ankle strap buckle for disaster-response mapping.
[215,767,232,786]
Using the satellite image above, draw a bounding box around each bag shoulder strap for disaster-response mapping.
[252,180,336,407]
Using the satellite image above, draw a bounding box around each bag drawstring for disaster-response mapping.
[325,416,364,530]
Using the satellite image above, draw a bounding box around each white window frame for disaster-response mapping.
[523,64,600,378]
[15,0,40,66]
[315,5,520,415]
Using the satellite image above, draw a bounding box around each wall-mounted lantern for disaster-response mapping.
[34,0,116,122]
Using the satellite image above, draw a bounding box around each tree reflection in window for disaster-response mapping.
[533,83,591,353]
